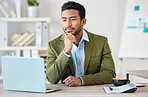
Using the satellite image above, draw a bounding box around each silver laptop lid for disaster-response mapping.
[1,56,46,93]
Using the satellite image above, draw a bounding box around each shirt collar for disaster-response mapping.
[81,29,89,42]
[72,29,89,51]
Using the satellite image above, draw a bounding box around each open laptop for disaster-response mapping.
[1,56,61,93]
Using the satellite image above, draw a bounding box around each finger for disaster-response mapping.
[67,35,75,39]
[63,76,74,84]
[65,81,72,86]
[68,82,74,87]
[66,35,76,42]
[63,76,70,83]
[64,34,74,40]
[66,33,69,35]
[65,81,70,86]
[65,79,74,87]
[66,33,74,37]
[64,79,73,86]
[64,78,71,84]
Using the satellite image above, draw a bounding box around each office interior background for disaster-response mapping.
[0,0,148,83]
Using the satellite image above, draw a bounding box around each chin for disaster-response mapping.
[67,31,75,34]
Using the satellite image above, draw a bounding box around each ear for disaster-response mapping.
[81,18,87,26]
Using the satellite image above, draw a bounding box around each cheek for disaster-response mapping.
[62,22,66,28]
[73,22,82,29]
[72,21,80,26]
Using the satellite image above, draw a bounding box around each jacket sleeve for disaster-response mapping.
[81,38,116,85]
[46,42,70,84]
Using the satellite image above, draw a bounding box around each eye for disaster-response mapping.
[62,19,66,22]
[71,18,76,21]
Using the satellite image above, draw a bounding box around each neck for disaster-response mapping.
[75,30,83,46]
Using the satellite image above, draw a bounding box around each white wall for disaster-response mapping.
[3,0,148,83]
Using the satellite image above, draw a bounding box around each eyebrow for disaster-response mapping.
[62,16,77,19]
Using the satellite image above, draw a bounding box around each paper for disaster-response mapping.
[143,14,148,33]
[143,27,148,33]
[103,83,137,93]
[127,13,147,28]
[134,5,140,11]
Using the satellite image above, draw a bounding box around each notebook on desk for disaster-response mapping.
[1,56,61,93]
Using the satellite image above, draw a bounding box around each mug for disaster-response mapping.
[112,78,130,86]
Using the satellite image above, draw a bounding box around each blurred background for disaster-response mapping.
[0,0,148,84]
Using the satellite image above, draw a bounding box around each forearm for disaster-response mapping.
[81,70,116,85]
[46,42,70,84]
[46,51,69,84]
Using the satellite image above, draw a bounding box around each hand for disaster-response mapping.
[63,76,82,87]
[64,33,76,55]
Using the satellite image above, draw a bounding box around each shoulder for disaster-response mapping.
[85,30,108,42]
[48,34,64,45]
[47,34,64,53]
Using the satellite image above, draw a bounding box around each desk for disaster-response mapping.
[127,70,148,79]
[0,83,148,97]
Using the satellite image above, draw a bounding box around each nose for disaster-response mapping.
[66,19,72,26]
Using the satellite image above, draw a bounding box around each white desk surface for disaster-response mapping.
[127,70,148,79]
[0,83,148,97]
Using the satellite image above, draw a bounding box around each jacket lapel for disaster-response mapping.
[68,58,75,75]
[60,34,75,75]
[84,31,94,74]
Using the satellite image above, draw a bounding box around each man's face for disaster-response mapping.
[62,9,83,36]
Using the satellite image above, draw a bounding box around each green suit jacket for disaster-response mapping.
[46,30,116,85]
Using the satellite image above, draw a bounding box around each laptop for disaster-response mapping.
[1,56,61,93]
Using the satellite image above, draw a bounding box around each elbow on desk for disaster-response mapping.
[46,73,60,84]
[46,75,58,84]
[45,67,59,84]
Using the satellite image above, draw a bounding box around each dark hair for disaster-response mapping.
[61,1,86,20]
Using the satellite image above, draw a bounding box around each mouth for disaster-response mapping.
[66,29,73,32]
[65,27,74,32]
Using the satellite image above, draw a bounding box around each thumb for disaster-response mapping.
[64,32,68,36]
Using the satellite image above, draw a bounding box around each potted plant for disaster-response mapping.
[27,0,39,17]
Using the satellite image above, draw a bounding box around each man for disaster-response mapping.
[46,1,116,87]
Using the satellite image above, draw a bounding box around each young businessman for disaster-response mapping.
[46,1,116,87]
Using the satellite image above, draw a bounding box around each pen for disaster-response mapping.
[109,87,113,91]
